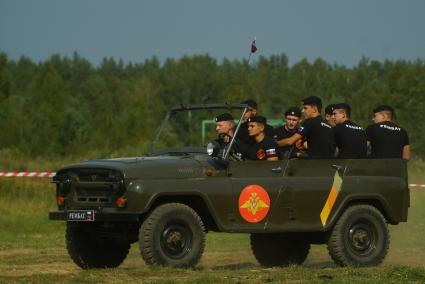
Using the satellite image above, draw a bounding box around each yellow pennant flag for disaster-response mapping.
[320,170,343,226]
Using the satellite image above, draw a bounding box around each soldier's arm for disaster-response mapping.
[267,156,279,161]
[277,133,302,147]
[402,145,411,161]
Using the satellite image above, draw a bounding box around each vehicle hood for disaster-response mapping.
[56,155,213,180]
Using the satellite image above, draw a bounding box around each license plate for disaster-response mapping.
[67,210,95,222]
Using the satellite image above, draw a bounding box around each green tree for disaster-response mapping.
[24,62,68,156]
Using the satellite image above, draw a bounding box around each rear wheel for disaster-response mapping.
[66,224,130,269]
[250,233,310,267]
[139,203,205,268]
[327,205,389,267]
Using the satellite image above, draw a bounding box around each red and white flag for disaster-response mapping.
[251,38,257,53]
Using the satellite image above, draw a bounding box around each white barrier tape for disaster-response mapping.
[0,172,56,177]
[409,184,425,188]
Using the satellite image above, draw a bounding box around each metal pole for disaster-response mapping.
[149,110,171,154]
[223,107,248,160]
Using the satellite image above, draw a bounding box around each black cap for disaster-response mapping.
[302,96,322,109]
[241,99,257,109]
[325,104,337,115]
[247,115,267,125]
[284,107,301,118]
[215,113,234,122]
[373,105,394,114]
[334,103,351,117]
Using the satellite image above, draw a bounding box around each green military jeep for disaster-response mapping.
[49,104,410,269]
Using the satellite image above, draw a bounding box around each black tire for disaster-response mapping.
[250,233,310,267]
[139,203,206,268]
[327,205,389,267]
[66,224,130,269]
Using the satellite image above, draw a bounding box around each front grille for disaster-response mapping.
[55,168,125,206]
[77,196,110,203]
[75,187,112,204]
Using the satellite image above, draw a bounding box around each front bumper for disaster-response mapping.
[49,209,140,223]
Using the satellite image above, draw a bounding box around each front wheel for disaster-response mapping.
[327,205,389,267]
[139,203,205,268]
[66,224,130,269]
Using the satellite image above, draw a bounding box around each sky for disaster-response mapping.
[1,0,425,67]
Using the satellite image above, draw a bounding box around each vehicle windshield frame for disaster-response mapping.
[149,103,248,159]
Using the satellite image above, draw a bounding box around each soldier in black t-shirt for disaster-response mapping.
[237,99,274,145]
[366,105,410,160]
[277,96,336,159]
[246,115,279,161]
[273,106,302,159]
[332,103,367,158]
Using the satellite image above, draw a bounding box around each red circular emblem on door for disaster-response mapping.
[238,184,270,223]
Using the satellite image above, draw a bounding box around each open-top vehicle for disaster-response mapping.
[49,103,410,269]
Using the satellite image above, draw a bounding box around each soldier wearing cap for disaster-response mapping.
[273,106,302,159]
[215,113,235,142]
[246,115,279,161]
[214,113,246,160]
[277,96,336,159]
[365,105,410,160]
[332,103,367,158]
[237,99,274,144]
[325,104,337,127]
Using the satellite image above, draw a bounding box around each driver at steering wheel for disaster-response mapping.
[215,113,247,160]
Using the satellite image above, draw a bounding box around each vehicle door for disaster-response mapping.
[266,159,348,231]
[193,159,236,232]
[228,159,288,231]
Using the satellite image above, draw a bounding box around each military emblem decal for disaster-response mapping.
[238,184,270,223]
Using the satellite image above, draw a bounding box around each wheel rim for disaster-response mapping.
[160,222,192,259]
[347,220,376,256]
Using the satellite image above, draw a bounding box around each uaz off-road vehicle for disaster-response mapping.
[49,104,409,269]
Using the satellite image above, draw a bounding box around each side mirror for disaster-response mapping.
[207,141,221,157]
[207,141,229,168]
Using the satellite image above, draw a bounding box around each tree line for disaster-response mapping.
[0,52,424,159]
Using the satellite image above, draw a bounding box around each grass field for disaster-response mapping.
[0,160,424,283]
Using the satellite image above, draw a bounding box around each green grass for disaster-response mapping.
[0,180,64,250]
[0,160,424,283]
[408,158,425,184]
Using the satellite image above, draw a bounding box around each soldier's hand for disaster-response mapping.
[295,139,304,150]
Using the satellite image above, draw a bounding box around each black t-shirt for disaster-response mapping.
[215,136,248,160]
[237,121,275,145]
[273,125,298,158]
[366,121,409,158]
[299,116,335,159]
[236,122,251,144]
[246,136,279,160]
[334,120,367,159]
